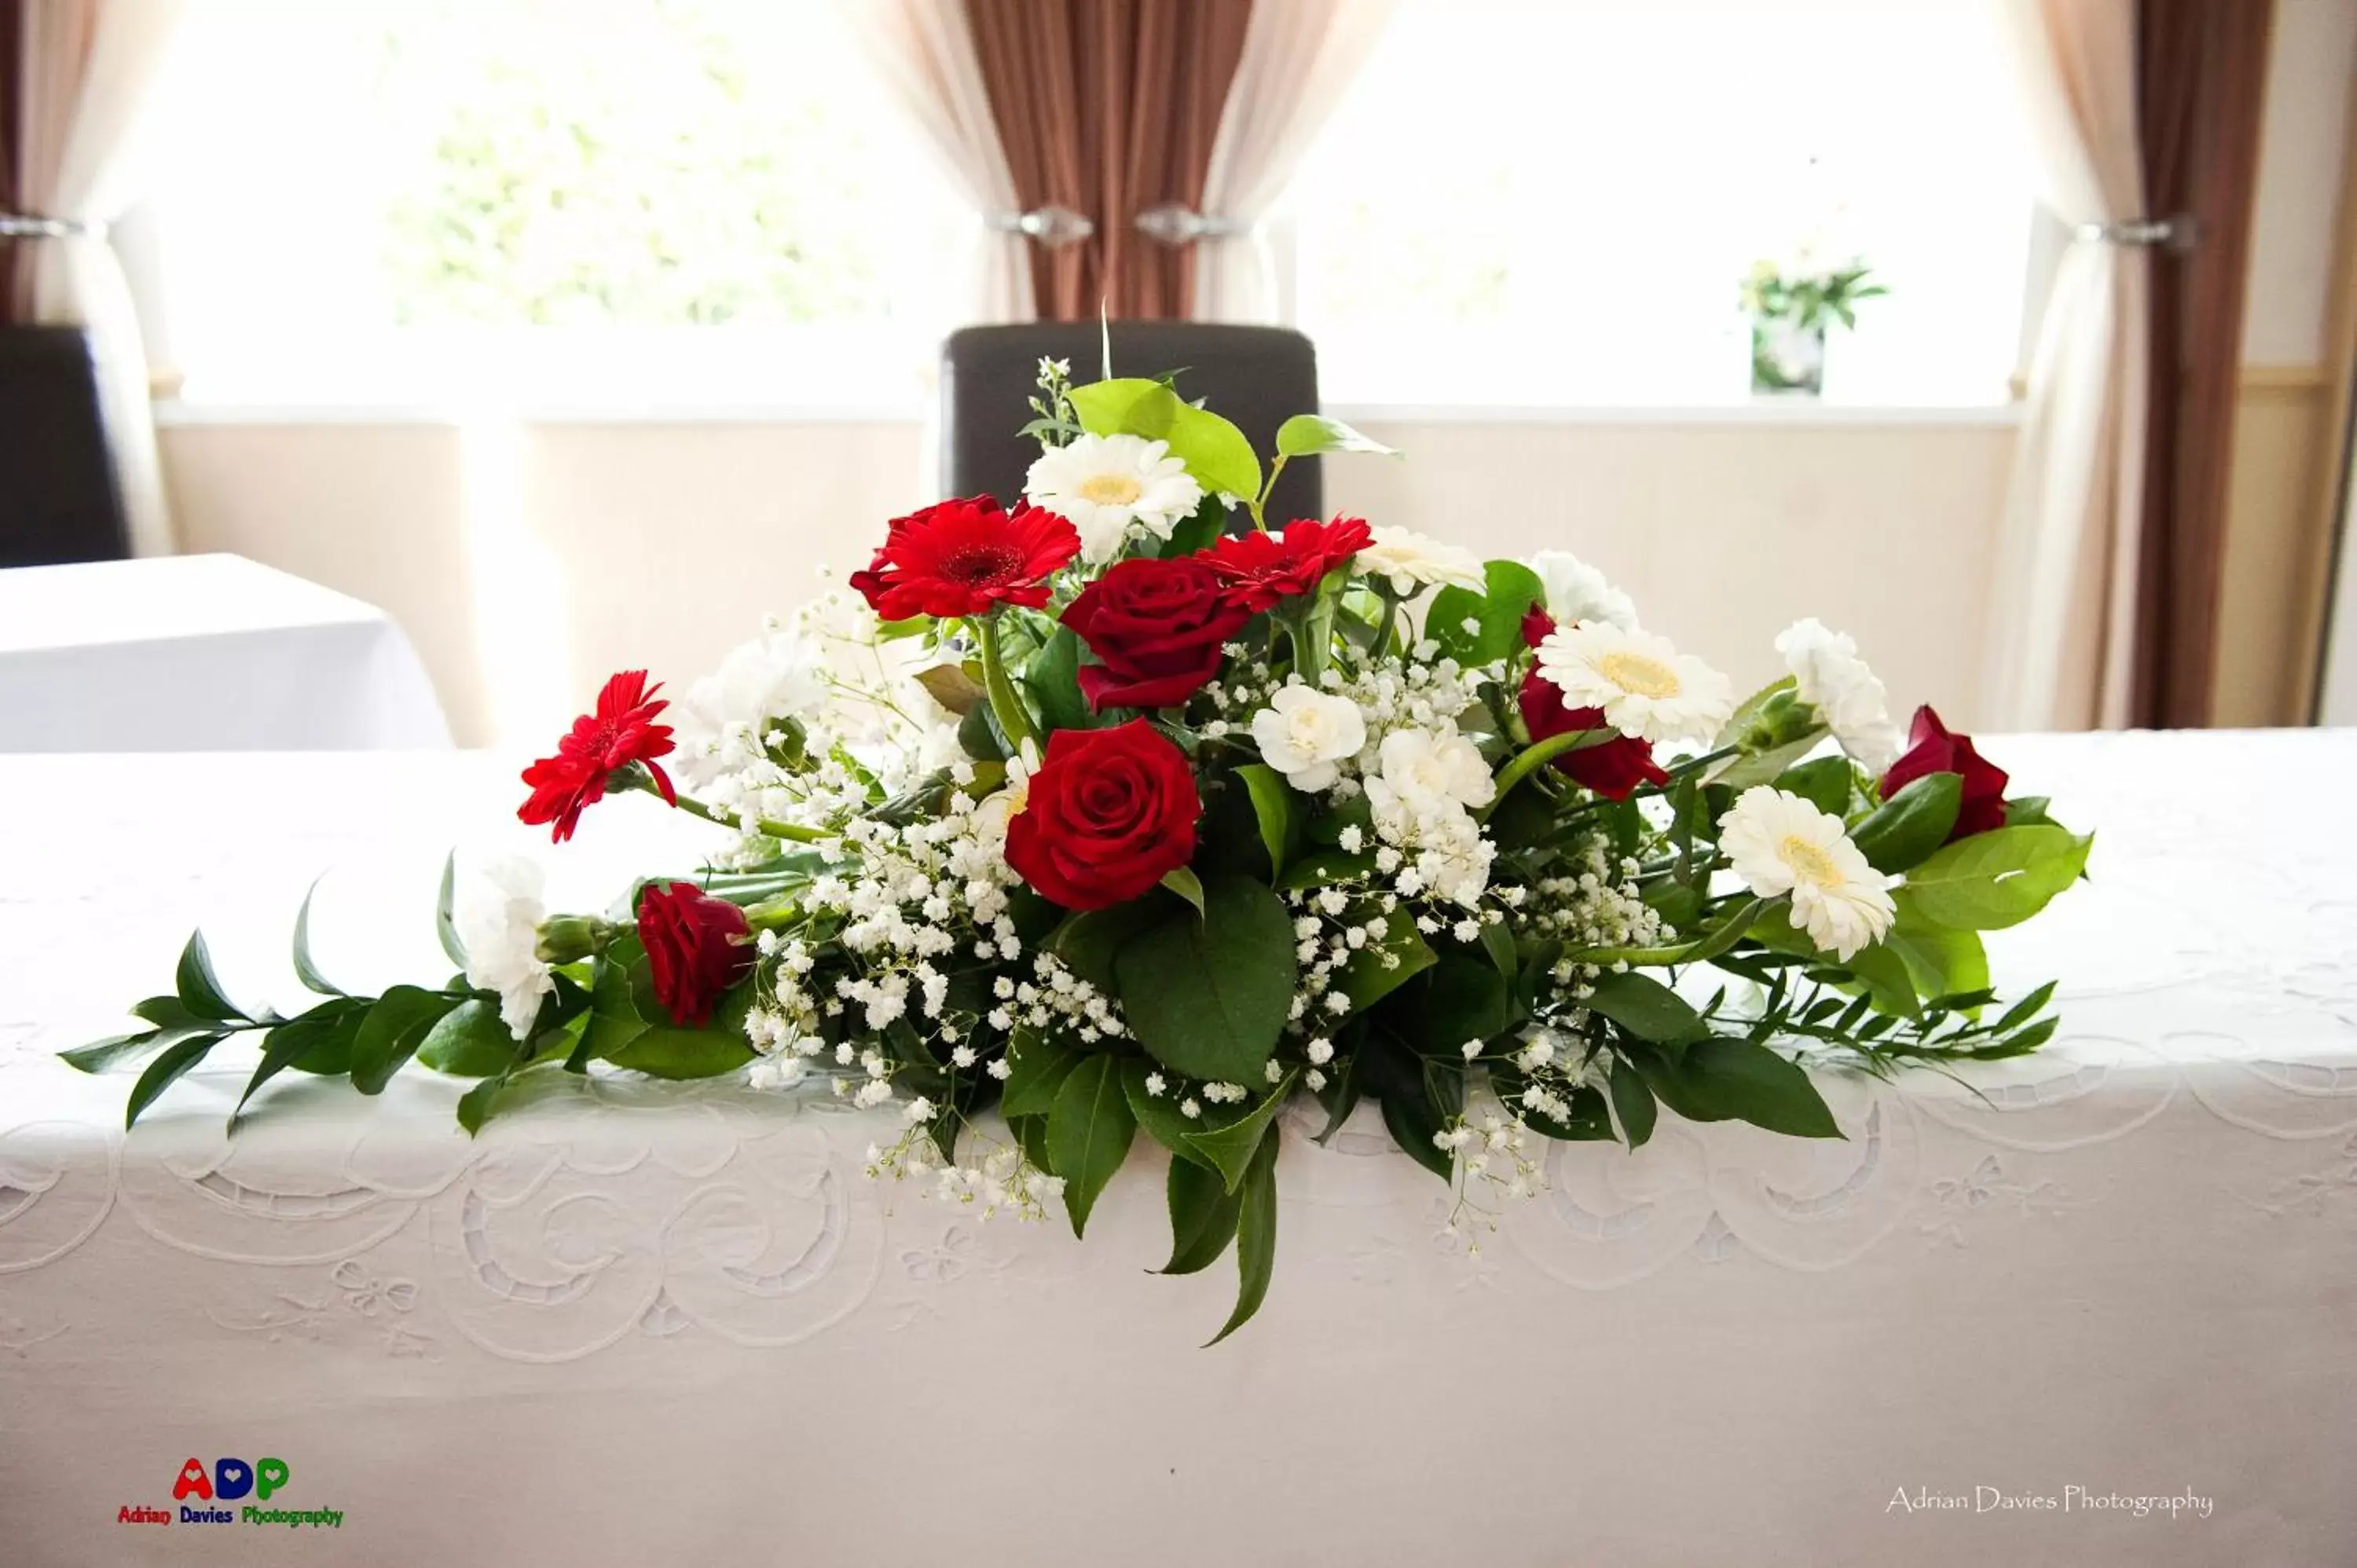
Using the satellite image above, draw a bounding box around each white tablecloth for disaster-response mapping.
[0,554,450,751]
[0,733,2352,1566]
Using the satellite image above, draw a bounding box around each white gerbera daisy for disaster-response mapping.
[1535,623,1735,746]
[1719,786,1895,961]
[1249,687,1366,793]
[1775,617,1901,773]
[1023,433,1204,565]
[1527,550,1640,631]
[1356,526,1485,595]
[454,855,555,1041]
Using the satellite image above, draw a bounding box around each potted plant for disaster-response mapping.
[1740,258,1886,397]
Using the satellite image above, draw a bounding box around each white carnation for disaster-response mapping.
[1368,727,1494,813]
[1775,617,1901,774]
[669,632,827,789]
[455,855,555,1042]
[1249,687,1367,793]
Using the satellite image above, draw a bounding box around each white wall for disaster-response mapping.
[159,412,2016,747]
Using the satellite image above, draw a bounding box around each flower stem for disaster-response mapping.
[624,774,830,843]
[975,614,1036,750]
[1248,454,1288,533]
[1479,729,1614,819]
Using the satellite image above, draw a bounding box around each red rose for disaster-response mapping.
[849,496,1080,621]
[636,881,754,1028]
[1003,720,1200,910]
[1203,515,1373,613]
[1516,610,1666,800]
[1879,705,2009,840]
[1060,556,1252,712]
[519,670,677,842]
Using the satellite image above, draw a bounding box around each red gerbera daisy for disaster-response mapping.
[1202,515,1372,613]
[848,496,1081,621]
[518,670,677,843]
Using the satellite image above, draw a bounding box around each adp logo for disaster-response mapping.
[174,1455,289,1504]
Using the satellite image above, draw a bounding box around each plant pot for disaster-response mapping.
[1750,317,1826,397]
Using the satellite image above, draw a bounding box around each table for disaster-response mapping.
[0,554,450,751]
[1,732,2352,1566]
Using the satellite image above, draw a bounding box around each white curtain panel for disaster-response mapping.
[1193,0,1398,324]
[835,0,1034,327]
[1981,0,2149,731]
[16,0,187,559]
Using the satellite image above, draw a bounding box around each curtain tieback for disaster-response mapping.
[1134,203,1249,247]
[985,206,1095,247]
[2075,215,2195,251]
[0,213,104,240]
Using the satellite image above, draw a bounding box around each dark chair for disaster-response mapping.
[941,322,1321,529]
[0,327,129,567]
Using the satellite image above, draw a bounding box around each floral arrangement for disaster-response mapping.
[71,362,2088,1342]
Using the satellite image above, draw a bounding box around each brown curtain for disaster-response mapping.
[0,0,21,327]
[2128,0,2274,727]
[968,0,1252,321]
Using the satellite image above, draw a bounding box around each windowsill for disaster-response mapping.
[155,396,2025,430]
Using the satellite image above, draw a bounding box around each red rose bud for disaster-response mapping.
[635,881,754,1028]
[848,496,1080,621]
[1003,720,1200,910]
[519,670,677,843]
[1202,515,1373,614]
[1879,705,2009,840]
[1514,608,1664,800]
[1059,556,1253,712]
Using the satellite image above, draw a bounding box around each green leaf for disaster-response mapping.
[126,1034,222,1128]
[1204,1127,1280,1346]
[1849,772,1963,874]
[1120,1056,1231,1168]
[1841,941,1919,1017]
[1160,865,1206,918]
[1637,1039,1841,1138]
[1160,1155,1242,1276]
[1047,1053,1138,1237]
[577,945,652,1062]
[1391,956,1512,1057]
[1711,728,1831,789]
[61,1025,196,1075]
[1714,675,1798,749]
[1426,559,1545,666]
[132,995,206,1031]
[1022,625,1092,734]
[1068,377,1260,501]
[1234,764,1299,880]
[454,1062,548,1137]
[1274,414,1398,459]
[1584,969,1707,1045]
[1273,848,1376,892]
[436,851,467,969]
[913,661,987,717]
[1358,1027,1460,1181]
[291,878,346,997]
[1884,889,1990,1002]
[1180,1073,1296,1193]
[1046,896,1171,994]
[1115,873,1298,1084]
[415,998,519,1078]
[604,984,757,1079]
[174,931,240,1022]
[350,986,460,1094]
[1003,1031,1085,1119]
[1607,1062,1658,1148]
[1157,493,1230,559]
[233,999,368,1123]
[2003,794,2058,828]
[1902,826,2092,930]
[1327,903,1435,1019]
[1165,401,1262,504]
[1776,755,1854,818]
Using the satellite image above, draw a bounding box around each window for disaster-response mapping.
[138,0,967,408]
[1285,0,2040,407]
